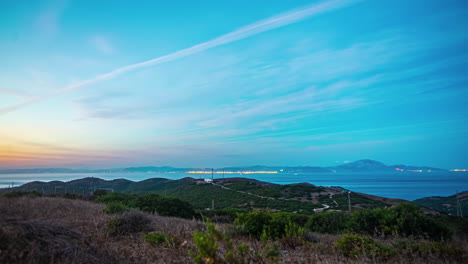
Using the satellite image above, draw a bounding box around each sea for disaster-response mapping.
[0,171,467,201]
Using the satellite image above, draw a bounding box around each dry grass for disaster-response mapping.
[1,196,467,264]
[0,197,198,263]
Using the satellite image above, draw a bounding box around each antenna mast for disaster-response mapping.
[348,191,351,213]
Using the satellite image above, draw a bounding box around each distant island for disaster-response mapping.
[0,159,449,174]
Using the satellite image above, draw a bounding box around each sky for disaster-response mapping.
[0,0,467,169]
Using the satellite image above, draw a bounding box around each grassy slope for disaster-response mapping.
[414,191,468,215]
[8,177,398,212]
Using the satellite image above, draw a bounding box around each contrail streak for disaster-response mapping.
[0,0,361,116]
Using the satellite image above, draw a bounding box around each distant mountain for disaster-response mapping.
[0,159,447,174]
[222,165,332,173]
[329,159,446,172]
[332,159,388,171]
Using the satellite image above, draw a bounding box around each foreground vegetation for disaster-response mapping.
[1,191,467,263]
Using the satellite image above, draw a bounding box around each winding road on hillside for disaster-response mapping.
[210,182,335,211]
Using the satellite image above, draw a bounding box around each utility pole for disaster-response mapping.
[212,168,214,180]
[456,191,463,218]
[223,169,225,178]
[348,191,351,213]
[212,199,215,210]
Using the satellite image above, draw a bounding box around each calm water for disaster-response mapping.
[1,172,467,201]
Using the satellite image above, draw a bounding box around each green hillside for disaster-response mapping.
[5,177,395,212]
[414,191,468,216]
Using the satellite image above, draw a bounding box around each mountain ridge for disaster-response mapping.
[0,159,448,174]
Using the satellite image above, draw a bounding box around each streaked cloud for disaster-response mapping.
[1,0,467,168]
[90,35,117,54]
[35,0,68,38]
[0,88,29,97]
[0,0,361,116]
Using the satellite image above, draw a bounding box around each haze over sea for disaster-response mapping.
[1,172,466,201]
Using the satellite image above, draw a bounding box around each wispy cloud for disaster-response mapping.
[90,35,117,54]
[35,0,68,38]
[0,88,29,98]
[0,0,361,116]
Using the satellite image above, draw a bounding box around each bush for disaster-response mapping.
[132,194,197,219]
[153,197,196,219]
[190,220,259,264]
[95,192,135,205]
[335,233,391,258]
[104,201,129,214]
[235,211,272,238]
[204,208,247,223]
[190,221,220,264]
[235,211,309,240]
[93,189,109,196]
[4,191,41,198]
[144,232,167,245]
[97,192,197,219]
[262,242,280,264]
[390,203,450,240]
[305,211,350,234]
[107,210,152,237]
[144,232,179,248]
[305,204,451,240]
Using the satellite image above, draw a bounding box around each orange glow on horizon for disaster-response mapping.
[0,140,123,168]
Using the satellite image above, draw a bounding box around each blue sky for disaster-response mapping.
[0,0,467,169]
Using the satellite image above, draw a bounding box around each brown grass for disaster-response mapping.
[1,196,467,264]
[0,197,198,263]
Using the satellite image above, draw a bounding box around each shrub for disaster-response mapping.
[305,204,451,240]
[153,197,196,219]
[235,211,309,240]
[335,233,391,258]
[132,193,161,213]
[132,194,197,219]
[190,221,220,264]
[235,211,272,238]
[144,232,179,248]
[104,201,129,214]
[204,208,247,223]
[95,192,135,205]
[144,232,168,245]
[263,242,280,264]
[190,220,258,264]
[4,190,41,198]
[305,211,350,234]
[93,189,109,196]
[107,210,152,237]
[391,203,451,240]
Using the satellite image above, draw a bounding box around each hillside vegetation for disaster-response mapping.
[414,191,468,215]
[1,190,468,263]
[8,177,403,212]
